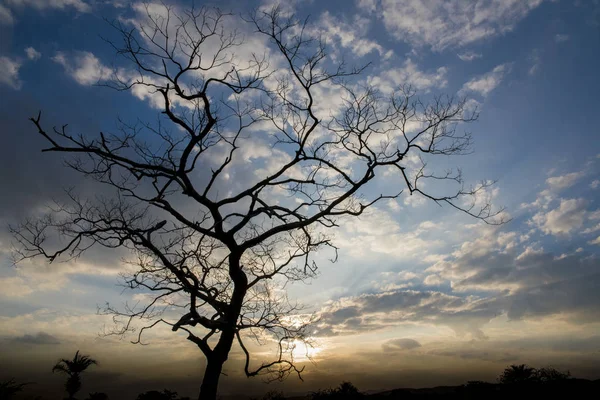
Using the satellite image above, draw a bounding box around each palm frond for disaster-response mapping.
[52,363,71,375]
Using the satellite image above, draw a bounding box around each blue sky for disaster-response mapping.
[1,0,600,398]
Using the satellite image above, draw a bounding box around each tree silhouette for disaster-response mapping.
[12,4,503,400]
[52,351,97,400]
[253,391,286,400]
[311,382,363,399]
[0,378,29,400]
[85,393,109,400]
[135,389,189,400]
[498,364,537,385]
[536,367,571,383]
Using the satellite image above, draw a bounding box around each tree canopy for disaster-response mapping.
[12,4,503,400]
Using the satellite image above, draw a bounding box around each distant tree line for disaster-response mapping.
[1,354,598,400]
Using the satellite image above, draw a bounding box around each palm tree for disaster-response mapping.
[52,350,97,400]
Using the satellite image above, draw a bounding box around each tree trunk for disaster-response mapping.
[198,356,224,400]
[198,253,248,400]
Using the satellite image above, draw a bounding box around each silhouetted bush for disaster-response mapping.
[0,379,29,400]
[311,382,363,399]
[464,380,497,391]
[85,393,109,400]
[497,364,537,385]
[135,389,189,400]
[536,366,571,382]
[497,364,571,387]
[250,391,285,400]
[460,381,500,399]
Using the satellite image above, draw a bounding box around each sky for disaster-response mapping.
[1,0,600,398]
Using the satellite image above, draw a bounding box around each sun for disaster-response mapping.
[290,339,322,361]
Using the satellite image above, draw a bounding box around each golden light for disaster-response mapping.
[290,339,322,361]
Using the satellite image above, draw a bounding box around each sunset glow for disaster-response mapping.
[1,0,600,399]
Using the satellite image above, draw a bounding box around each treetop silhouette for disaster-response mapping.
[52,350,98,400]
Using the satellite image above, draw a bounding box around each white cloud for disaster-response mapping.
[404,193,427,208]
[521,170,587,211]
[51,51,195,111]
[368,59,448,94]
[555,34,570,43]
[531,198,588,236]
[317,11,386,57]
[317,288,495,338]
[388,199,402,211]
[457,51,482,61]
[0,309,117,340]
[51,50,196,111]
[382,338,422,351]
[0,56,22,90]
[52,51,112,86]
[0,274,67,297]
[529,64,539,76]
[590,236,600,245]
[425,231,600,326]
[361,0,547,51]
[546,171,585,191]
[0,4,14,25]
[357,0,378,13]
[25,47,41,61]
[461,63,511,97]
[257,0,310,16]
[423,274,445,286]
[106,0,128,7]
[397,271,419,281]
[582,223,600,234]
[334,207,442,260]
[528,48,541,76]
[417,221,441,232]
[590,180,599,189]
[5,0,91,12]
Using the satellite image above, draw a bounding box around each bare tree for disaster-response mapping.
[11,4,503,400]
